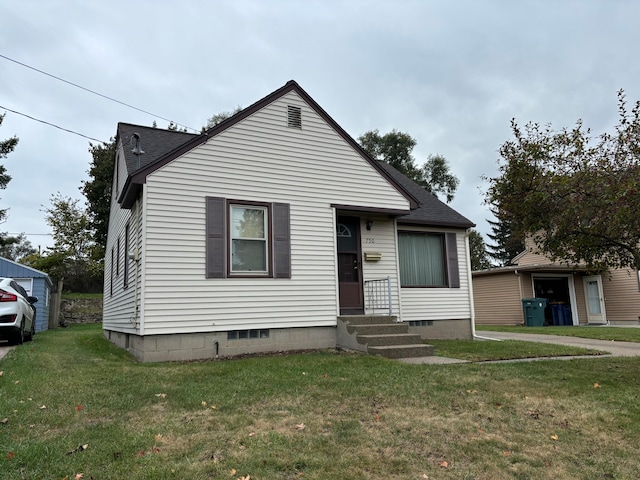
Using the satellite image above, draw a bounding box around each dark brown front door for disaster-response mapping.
[337,216,364,314]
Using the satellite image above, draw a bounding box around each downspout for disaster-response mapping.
[466,229,500,341]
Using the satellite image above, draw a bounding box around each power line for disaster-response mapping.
[0,105,108,144]
[0,53,199,133]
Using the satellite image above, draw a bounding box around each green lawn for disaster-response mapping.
[477,325,640,343]
[1,324,640,479]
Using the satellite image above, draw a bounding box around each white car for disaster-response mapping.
[0,277,38,345]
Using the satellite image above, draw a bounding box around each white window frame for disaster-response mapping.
[229,203,269,275]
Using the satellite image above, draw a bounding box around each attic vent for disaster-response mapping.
[287,105,302,129]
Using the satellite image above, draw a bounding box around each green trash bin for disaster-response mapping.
[522,298,547,327]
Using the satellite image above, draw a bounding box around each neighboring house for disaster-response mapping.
[0,257,52,332]
[103,80,475,362]
[473,238,640,326]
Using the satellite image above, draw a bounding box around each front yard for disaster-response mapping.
[1,324,639,479]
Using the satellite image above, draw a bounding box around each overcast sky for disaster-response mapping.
[1,0,638,253]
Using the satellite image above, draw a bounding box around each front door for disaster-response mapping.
[337,216,364,315]
[583,275,607,324]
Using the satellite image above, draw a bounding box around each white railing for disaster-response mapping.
[364,276,393,315]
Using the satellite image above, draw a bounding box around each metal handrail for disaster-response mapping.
[364,276,392,315]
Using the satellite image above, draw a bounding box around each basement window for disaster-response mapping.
[409,320,433,327]
[227,329,270,340]
[287,105,302,129]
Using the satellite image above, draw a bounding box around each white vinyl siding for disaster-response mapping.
[139,92,410,334]
[399,228,472,322]
[103,145,142,333]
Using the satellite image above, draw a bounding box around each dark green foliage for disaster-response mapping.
[0,112,17,225]
[487,90,640,270]
[81,140,115,262]
[486,207,525,266]
[468,229,492,270]
[0,233,36,261]
[358,129,459,203]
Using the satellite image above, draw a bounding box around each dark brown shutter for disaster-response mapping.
[205,197,226,278]
[446,232,460,288]
[273,202,291,278]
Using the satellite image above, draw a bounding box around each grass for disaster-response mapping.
[61,293,104,300]
[428,339,604,362]
[477,325,640,343]
[1,324,639,479]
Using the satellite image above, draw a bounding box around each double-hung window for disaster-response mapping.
[230,204,269,274]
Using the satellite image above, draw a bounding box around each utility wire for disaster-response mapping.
[0,53,198,133]
[0,105,108,144]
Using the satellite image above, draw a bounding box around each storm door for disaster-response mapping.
[583,275,607,324]
[337,216,364,315]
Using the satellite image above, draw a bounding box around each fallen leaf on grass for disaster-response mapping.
[202,401,207,406]
[211,405,217,409]
[155,434,163,442]
[66,444,89,455]
[7,451,15,459]
[39,405,46,410]
[295,423,305,430]
[322,373,329,378]
[152,447,161,453]
[550,435,559,441]
[0,371,3,376]
[248,432,256,437]
[76,405,83,411]
[1,418,8,424]
[239,476,251,480]
[503,451,511,456]
[439,460,449,468]
[74,474,84,480]
[155,393,167,398]
[594,383,601,388]
[230,468,237,475]
[136,450,146,457]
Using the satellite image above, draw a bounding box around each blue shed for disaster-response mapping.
[0,257,53,333]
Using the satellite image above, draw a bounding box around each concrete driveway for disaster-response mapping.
[0,342,15,361]
[479,331,640,357]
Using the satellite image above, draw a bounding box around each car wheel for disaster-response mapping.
[11,323,24,345]
[25,321,35,342]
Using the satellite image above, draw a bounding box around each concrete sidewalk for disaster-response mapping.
[400,331,640,365]
[478,331,640,357]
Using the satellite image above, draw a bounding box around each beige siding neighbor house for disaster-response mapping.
[103,81,475,362]
[473,238,640,326]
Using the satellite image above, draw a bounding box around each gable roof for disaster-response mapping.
[116,80,420,209]
[0,257,53,285]
[376,161,475,228]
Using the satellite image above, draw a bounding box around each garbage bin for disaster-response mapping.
[549,303,564,326]
[522,298,547,327]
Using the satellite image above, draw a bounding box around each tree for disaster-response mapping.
[486,207,525,266]
[205,106,242,130]
[358,129,459,202]
[0,112,17,225]
[0,233,36,262]
[486,89,640,271]
[44,193,100,292]
[81,140,115,262]
[468,229,492,271]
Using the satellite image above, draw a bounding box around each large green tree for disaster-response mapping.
[0,112,17,225]
[358,129,459,202]
[81,140,115,262]
[43,193,100,292]
[468,229,492,271]
[0,233,36,262]
[486,207,525,266]
[486,90,640,271]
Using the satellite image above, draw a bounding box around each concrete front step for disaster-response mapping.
[337,315,397,325]
[350,324,408,336]
[357,333,424,347]
[368,344,435,359]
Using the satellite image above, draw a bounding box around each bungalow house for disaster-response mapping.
[473,238,640,326]
[103,80,475,362]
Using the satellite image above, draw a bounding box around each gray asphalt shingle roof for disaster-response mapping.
[376,160,475,228]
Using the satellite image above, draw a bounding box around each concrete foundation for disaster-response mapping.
[407,318,473,340]
[105,326,336,362]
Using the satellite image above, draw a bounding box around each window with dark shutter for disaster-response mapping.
[205,197,226,278]
[273,203,291,278]
[445,232,460,288]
